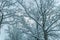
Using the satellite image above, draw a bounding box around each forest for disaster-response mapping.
[0,0,60,40]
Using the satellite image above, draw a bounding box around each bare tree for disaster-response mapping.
[16,0,60,40]
[3,0,60,40]
[0,0,17,29]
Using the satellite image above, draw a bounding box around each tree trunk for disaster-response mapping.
[36,17,39,40]
[36,23,39,40]
[42,13,48,40]
[44,31,48,40]
[36,38,39,40]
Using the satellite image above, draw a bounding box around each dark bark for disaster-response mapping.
[0,11,3,29]
[44,30,48,40]
[42,13,48,40]
[36,17,39,40]
[36,23,39,40]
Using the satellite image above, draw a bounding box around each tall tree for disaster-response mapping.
[4,0,60,40]
[17,0,60,40]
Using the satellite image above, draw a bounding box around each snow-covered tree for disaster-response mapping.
[3,0,60,40]
[0,0,17,29]
[16,0,60,40]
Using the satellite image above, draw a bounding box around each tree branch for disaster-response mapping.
[19,28,40,40]
[47,24,60,32]
[48,33,60,38]
[46,19,59,31]
[42,0,54,15]
[48,30,60,33]
[34,0,41,15]
[0,11,3,28]
[17,0,42,27]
